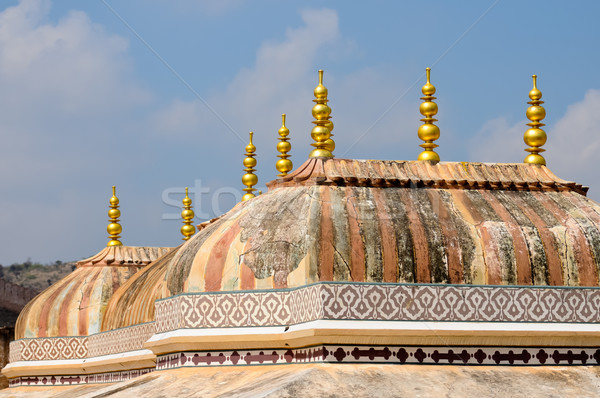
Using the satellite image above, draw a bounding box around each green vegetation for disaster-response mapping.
[0,260,76,292]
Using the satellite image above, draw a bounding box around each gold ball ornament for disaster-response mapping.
[276,158,293,174]
[418,150,440,162]
[181,224,195,237]
[278,125,289,136]
[418,124,440,142]
[529,87,542,100]
[277,141,291,153]
[309,148,333,159]
[524,153,546,166]
[526,105,546,121]
[107,222,122,235]
[243,157,257,168]
[422,82,436,96]
[314,84,328,99]
[420,101,438,117]
[523,128,547,147]
[311,125,330,142]
[242,193,256,201]
[312,103,331,120]
[181,209,194,220]
[242,173,258,187]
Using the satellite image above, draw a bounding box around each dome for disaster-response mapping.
[101,246,180,331]
[106,157,598,321]
[15,246,171,339]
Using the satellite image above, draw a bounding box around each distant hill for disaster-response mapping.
[0,260,76,292]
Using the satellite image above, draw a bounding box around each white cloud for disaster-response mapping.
[0,0,150,265]
[150,9,420,164]
[468,89,600,200]
[149,8,344,173]
[467,116,524,164]
[546,89,600,198]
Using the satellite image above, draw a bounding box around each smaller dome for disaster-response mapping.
[101,247,180,331]
[15,246,171,339]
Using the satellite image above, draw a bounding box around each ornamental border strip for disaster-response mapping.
[11,336,88,362]
[88,322,155,358]
[8,368,154,388]
[12,323,155,362]
[157,345,600,368]
[154,283,600,333]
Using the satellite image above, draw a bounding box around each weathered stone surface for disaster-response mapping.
[49,159,600,337]
[2,364,600,397]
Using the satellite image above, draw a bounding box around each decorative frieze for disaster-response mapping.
[157,345,600,368]
[15,337,87,361]
[155,283,600,333]
[8,368,154,387]
[88,323,155,358]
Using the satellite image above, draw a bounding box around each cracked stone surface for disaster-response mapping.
[2,364,600,398]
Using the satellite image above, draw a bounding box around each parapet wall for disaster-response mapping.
[0,279,38,314]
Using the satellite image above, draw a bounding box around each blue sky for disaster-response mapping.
[2,0,600,265]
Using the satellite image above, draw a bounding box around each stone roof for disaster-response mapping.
[268,158,588,194]
[15,246,172,339]
[95,159,600,331]
[77,246,172,267]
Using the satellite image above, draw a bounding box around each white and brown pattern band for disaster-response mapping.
[8,368,154,388]
[12,336,88,362]
[88,322,155,358]
[157,345,600,368]
[13,323,154,362]
[155,283,600,333]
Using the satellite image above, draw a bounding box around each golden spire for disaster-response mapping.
[107,186,122,247]
[181,187,195,241]
[309,70,334,159]
[523,74,547,165]
[242,131,258,201]
[276,114,293,176]
[417,67,440,162]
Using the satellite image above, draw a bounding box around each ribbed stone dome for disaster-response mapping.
[103,158,600,323]
[101,247,180,331]
[15,246,171,339]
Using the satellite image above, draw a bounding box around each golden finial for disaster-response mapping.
[276,114,293,176]
[309,70,334,159]
[181,187,195,241]
[417,67,440,162]
[523,74,547,165]
[107,186,122,247]
[242,132,258,201]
